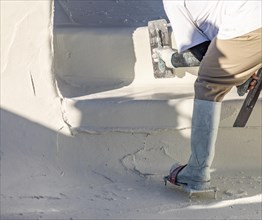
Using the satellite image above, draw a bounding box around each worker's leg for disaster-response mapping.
[175,28,262,190]
[195,28,262,102]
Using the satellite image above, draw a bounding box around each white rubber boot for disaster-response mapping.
[177,99,222,190]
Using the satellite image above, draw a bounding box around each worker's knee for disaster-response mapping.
[194,79,232,102]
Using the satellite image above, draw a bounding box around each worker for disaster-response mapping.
[153,0,262,190]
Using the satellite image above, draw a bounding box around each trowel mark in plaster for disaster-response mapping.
[30,72,36,96]
[2,13,29,73]
[55,126,65,177]
[53,79,75,136]
[92,170,115,183]
[2,4,49,74]
[18,195,62,200]
[58,97,75,136]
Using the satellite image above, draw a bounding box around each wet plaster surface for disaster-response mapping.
[2,1,261,219]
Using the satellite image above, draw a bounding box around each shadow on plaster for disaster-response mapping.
[1,108,261,218]
[53,27,137,98]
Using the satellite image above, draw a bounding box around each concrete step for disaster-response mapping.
[54,27,261,133]
[61,82,261,133]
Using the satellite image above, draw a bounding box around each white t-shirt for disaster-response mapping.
[163,0,262,52]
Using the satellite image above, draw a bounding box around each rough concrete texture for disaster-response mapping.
[1,1,261,219]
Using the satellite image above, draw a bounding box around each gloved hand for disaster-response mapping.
[152,46,176,69]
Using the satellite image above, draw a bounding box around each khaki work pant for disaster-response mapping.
[195,28,262,102]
